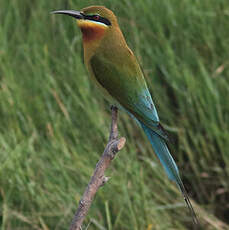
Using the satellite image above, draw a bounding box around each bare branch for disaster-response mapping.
[69,106,126,230]
[109,105,118,141]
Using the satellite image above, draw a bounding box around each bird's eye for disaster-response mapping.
[93,15,100,20]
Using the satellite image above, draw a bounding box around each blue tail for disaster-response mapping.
[140,121,198,226]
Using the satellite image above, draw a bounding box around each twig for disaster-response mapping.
[69,106,126,230]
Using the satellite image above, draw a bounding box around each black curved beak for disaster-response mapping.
[51,10,84,20]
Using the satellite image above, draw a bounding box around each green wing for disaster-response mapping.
[90,54,169,141]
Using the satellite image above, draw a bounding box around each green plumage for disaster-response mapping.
[53,5,199,226]
[90,53,169,140]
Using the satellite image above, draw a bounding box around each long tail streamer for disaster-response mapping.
[140,121,199,226]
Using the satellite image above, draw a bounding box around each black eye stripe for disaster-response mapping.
[83,14,111,26]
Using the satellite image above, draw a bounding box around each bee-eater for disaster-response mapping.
[52,6,198,225]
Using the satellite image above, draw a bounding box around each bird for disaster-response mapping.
[52,6,198,226]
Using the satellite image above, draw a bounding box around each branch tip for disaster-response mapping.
[117,137,126,150]
[101,176,110,186]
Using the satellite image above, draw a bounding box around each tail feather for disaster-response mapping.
[140,121,199,226]
[177,180,199,226]
[141,121,178,181]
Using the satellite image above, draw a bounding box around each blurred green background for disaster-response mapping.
[0,0,229,229]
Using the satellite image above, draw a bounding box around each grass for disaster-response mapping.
[0,0,229,229]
